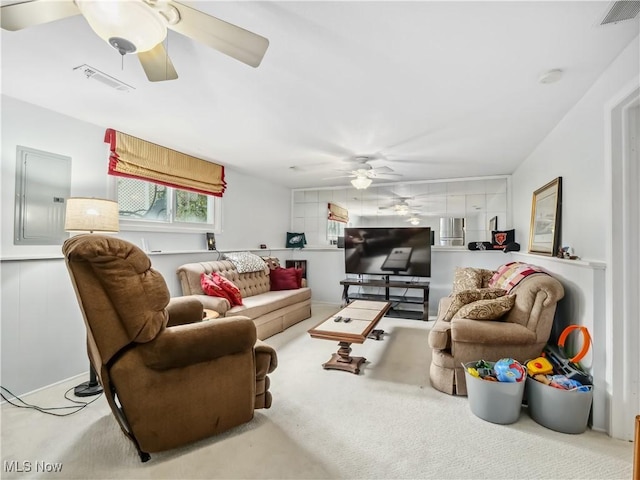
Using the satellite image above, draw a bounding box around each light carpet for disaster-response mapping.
[0,304,634,479]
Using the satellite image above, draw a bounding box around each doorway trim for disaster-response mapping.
[605,80,639,441]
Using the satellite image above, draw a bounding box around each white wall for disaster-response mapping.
[0,95,292,396]
[512,38,639,262]
[511,37,640,436]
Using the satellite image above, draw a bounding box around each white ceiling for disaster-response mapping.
[1,1,638,189]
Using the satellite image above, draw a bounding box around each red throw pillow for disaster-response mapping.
[294,268,303,288]
[270,267,299,291]
[200,273,233,304]
[211,272,243,306]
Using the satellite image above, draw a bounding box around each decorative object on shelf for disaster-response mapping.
[286,232,307,249]
[528,177,562,256]
[206,232,216,251]
[489,215,498,231]
[491,229,515,249]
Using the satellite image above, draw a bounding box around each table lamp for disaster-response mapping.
[64,197,119,233]
[64,197,119,396]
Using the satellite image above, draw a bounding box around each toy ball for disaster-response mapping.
[494,358,526,383]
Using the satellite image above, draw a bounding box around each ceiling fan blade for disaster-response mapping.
[168,1,269,68]
[138,44,179,82]
[370,165,394,174]
[1,0,80,31]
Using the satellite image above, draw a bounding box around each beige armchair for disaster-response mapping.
[428,265,565,395]
[63,235,277,461]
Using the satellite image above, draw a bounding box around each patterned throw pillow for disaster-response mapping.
[453,295,516,321]
[200,273,232,304]
[223,251,267,273]
[442,288,507,321]
[452,267,484,293]
[211,272,243,306]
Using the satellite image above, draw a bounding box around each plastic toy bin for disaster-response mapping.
[525,376,593,434]
[463,361,525,425]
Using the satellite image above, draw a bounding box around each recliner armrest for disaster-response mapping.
[165,296,204,326]
[139,316,257,370]
[451,317,536,345]
[254,339,278,375]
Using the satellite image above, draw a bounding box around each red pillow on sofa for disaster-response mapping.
[211,272,243,306]
[200,273,233,304]
[270,267,300,291]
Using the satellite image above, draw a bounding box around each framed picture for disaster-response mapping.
[528,177,562,255]
[489,216,498,231]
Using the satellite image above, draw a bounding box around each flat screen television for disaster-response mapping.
[344,227,431,278]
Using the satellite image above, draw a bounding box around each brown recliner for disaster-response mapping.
[62,234,277,461]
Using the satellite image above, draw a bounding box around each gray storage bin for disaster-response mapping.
[526,376,593,434]
[464,361,526,425]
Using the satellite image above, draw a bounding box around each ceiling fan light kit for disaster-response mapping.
[1,0,270,82]
[351,176,373,190]
[76,0,167,54]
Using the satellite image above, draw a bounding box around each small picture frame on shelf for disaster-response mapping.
[206,232,216,251]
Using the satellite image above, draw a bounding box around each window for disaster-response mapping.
[115,177,220,232]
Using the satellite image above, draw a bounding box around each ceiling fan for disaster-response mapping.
[0,0,269,82]
[323,156,402,189]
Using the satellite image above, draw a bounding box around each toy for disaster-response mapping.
[526,357,553,376]
[494,358,526,382]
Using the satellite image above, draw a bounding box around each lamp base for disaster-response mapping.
[74,380,103,397]
[74,365,103,397]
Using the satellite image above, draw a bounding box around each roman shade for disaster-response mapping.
[328,202,348,223]
[105,128,226,197]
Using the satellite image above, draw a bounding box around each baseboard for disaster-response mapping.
[0,372,88,404]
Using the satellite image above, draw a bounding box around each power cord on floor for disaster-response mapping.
[0,384,103,416]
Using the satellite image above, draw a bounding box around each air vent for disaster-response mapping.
[600,1,640,25]
[72,64,135,92]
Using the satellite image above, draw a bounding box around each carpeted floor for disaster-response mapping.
[0,304,634,479]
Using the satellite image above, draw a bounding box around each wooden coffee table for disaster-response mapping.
[308,300,391,374]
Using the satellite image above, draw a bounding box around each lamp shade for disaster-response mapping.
[351,176,372,190]
[65,198,120,233]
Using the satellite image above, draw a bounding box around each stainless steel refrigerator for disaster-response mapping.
[439,217,465,246]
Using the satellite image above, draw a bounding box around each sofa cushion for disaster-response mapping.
[270,267,300,291]
[223,251,267,273]
[453,295,516,321]
[227,288,312,320]
[442,288,507,321]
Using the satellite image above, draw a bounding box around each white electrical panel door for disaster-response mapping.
[14,146,71,245]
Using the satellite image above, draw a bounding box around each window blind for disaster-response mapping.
[328,202,349,223]
[105,128,226,197]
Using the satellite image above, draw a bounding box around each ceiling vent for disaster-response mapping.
[600,1,640,25]
[73,64,135,92]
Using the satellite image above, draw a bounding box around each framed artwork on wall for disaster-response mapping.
[528,177,562,255]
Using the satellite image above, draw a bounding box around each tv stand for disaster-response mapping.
[340,277,430,321]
